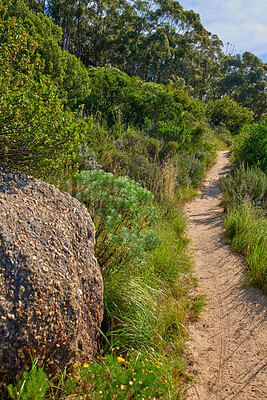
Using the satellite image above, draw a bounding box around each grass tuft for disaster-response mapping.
[224,202,267,291]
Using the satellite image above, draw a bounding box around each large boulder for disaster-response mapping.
[0,165,103,381]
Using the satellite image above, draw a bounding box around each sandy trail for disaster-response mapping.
[185,150,267,400]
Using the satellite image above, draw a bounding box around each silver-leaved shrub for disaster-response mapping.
[74,170,161,275]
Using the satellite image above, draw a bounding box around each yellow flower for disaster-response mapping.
[117,356,126,363]
[83,363,89,368]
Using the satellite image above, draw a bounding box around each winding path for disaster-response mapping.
[185,151,267,400]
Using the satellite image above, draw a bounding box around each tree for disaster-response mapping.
[215,52,267,118]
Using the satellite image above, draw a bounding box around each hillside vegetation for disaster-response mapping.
[0,0,266,398]
[220,123,267,291]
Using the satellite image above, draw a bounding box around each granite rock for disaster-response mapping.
[0,165,103,381]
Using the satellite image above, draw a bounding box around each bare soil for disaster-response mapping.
[185,151,267,400]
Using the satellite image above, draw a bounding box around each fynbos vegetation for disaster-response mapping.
[1,0,266,398]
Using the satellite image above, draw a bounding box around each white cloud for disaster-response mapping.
[180,0,267,58]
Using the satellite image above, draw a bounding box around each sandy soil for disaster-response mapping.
[185,151,267,400]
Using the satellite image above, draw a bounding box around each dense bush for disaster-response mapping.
[0,10,87,181]
[4,0,91,108]
[207,96,254,135]
[231,121,267,173]
[74,169,161,275]
[171,87,207,120]
[82,67,211,154]
[84,68,186,130]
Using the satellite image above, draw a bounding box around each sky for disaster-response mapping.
[179,0,267,63]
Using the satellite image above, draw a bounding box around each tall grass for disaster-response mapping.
[101,201,201,394]
[220,164,267,291]
[224,203,267,291]
[220,163,267,291]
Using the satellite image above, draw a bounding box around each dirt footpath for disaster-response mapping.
[185,150,267,400]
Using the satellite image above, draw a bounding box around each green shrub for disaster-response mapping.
[4,0,91,109]
[74,170,161,275]
[224,203,267,291]
[207,96,254,135]
[171,87,206,120]
[176,153,206,188]
[220,164,267,210]
[156,119,191,145]
[83,67,197,151]
[0,10,87,182]
[231,121,267,173]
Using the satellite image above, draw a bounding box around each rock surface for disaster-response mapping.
[0,165,103,381]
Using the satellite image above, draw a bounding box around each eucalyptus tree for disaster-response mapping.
[216,52,267,117]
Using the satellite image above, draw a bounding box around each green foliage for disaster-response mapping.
[216,53,267,118]
[175,146,216,188]
[156,119,191,145]
[171,86,207,120]
[74,169,161,274]
[98,202,197,394]
[4,0,91,108]
[0,9,87,181]
[207,96,254,135]
[224,203,267,291]
[231,122,267,173]
[61,352,172,399]
[7,352,173,400]
[10,0,265,116]
[220,150,267,291]
[71,172,198,396]
[43,0,224,96]
[220,164,267,210]
[7,359,49,400]
[82,67,217,172]
[84,67,188,135]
